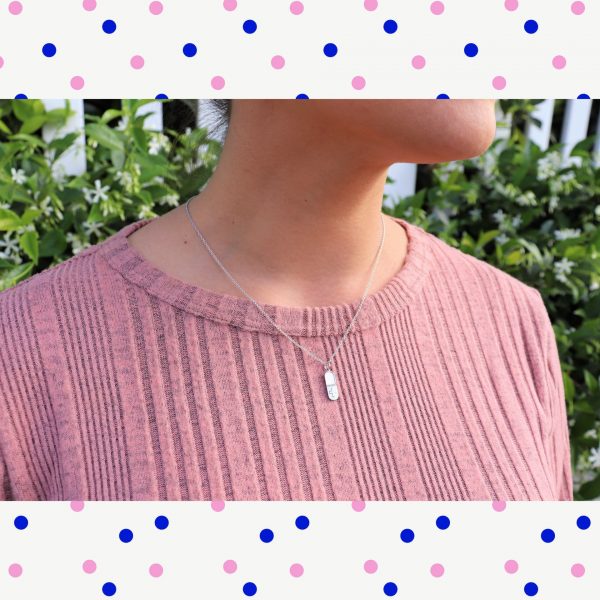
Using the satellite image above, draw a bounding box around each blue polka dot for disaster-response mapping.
[577,94,590,99]
[383,19,398,34]
[541,528,555,543]
[119,528,134,543]
[102,582,117,597]
[243,582,257,596]
[436,515,450,529]
[155,515,169,530]
[155,94,168,99]
[323,43,338,57]
[437,93,450,99]
[15,94,28,99]
[14,515,28,530]
[464,43,478,57]
[524,582,538,596]
[400,528,414,543]
[577,515,591,530]
[259,528,274,543]
[42,43,56,57]
[183,43,197,57]
[383,582,398,596]
[243,19,257,34]
[102,20,117,34]
[295,515,310,530]
[296,94,309,99]
[524,19,538,34]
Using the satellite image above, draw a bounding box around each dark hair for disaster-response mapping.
[207,99,232,139]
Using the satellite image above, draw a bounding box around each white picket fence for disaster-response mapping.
[40,99,600,206]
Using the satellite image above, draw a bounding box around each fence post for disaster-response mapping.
[40,99,87,177]
[560,99,593,168]
[135,101,163,131]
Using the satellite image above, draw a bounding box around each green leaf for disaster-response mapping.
[475,229,500,251]
[20,207,42,225]
[583,369,599,393]
[0,207,23,231]
[19,230,39,264]
[39,229,67,258]
[19,114,47,135]
[86,123,125,153]
[0,262,34,291]
[578,473,600,500]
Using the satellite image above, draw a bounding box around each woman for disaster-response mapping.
[0,100,572,501]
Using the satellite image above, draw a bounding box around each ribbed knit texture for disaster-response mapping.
[0,216,573,501]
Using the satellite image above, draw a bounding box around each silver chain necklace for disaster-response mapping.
[184,195,387,401]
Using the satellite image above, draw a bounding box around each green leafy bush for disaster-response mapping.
[1,99,598,498]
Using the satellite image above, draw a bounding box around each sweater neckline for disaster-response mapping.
[98,214,432,337]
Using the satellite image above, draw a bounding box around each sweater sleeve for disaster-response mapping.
[534,289,574,501]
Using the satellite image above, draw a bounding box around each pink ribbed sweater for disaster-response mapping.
[0,216,573,501]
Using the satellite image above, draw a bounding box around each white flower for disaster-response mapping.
[132,163,141,176]
[559,170,575,183]
[82,221,103,237]
[43,148,57,163]
[66,232,87,254]
[548,195,560,212]
[583,429,598,440]
[554,228,581,241]
[39,196,54,217]
[82,179,110,205]
[51,164,67,187]
[511,214,522,229]
[16,224,36,236]
[148,132,171,155]
[591,281,599,291]
[589,446,600,469]
[137,205,156,219]
[492,209,505,224]
[496,233,509,244]
[0,231,20,255]
[553,257,576,283]
[158,193,180,207]
[153,176,165,184]
[115,170,133,188]
[11,168,27,185]
[469,208,481,220]
[536,151,562,180]
[514,190,537,207]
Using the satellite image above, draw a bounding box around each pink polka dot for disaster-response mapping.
[223,560,237,574]
[271,55,285,69]
[552,55,567,69]
[430,1,445,15]
[211,499,225,511]
[492,500,507,511]
[364,0,378,10]
[149,563,163,577]
[290,1,304,14]
[223,0,237,10]
[82,0,96,10]
[411,55,426,69]
[571,1,585,14]
[352,76,366,90]
[431,563,445,577]
[504,560,519,574]
[211,76,226,90]
[70,76,85,91]
[504,0,518,10]
[70,500,85,511]
[364,560,378,574]
[492,76,506,90]
[571,563,585,577]
[290,563,304,577]
[352,500,366,512]
[82,560,96,574]
[8,2,23,15]
[0,56,5,69]
[130,55,145,70]
[8,563,22,577]
[149,1,163,14]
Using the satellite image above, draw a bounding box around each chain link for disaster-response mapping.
[184,195,387,373]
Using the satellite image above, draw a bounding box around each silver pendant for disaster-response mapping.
[324,369,339,400]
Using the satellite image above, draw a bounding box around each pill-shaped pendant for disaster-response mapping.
[324,369,339,400]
